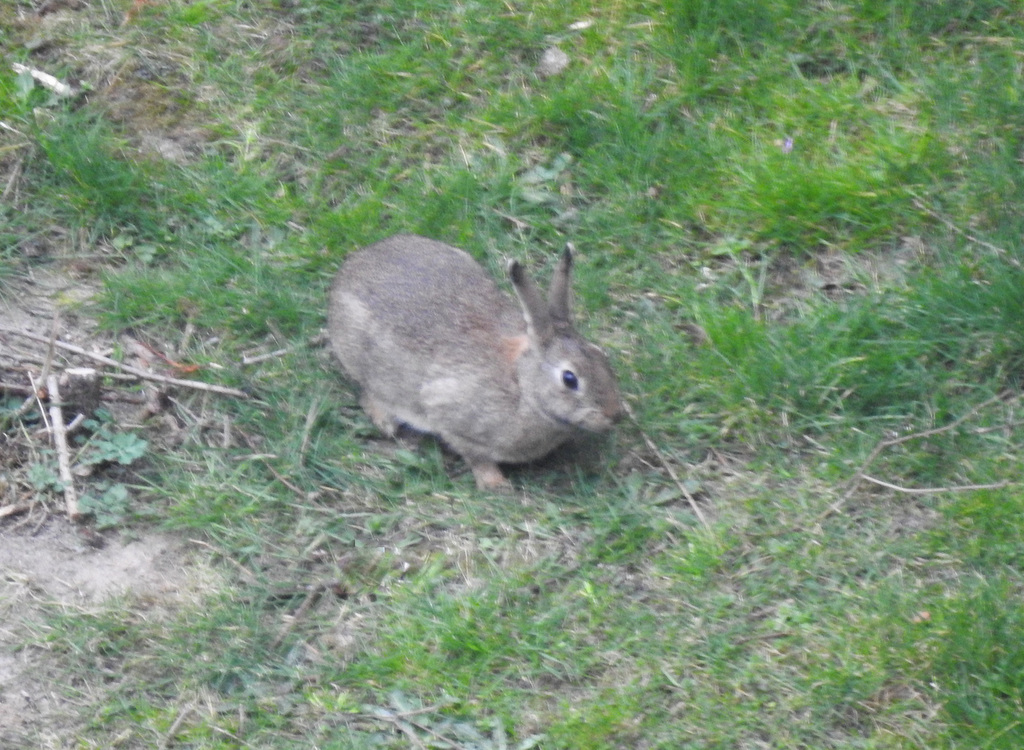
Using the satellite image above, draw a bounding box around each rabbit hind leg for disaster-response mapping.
[469,460,511,491]
[360,392,400,437]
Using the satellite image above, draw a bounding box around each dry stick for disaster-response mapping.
[30,372,51,435]
[860,475,1010,495]
[393,723,429,750]
[911,195,1014,261]
[820,390,1019,521]
[973,417,1024,436]
[492,208,531,232]
[624,402,709,530]
[9,504,41,533]
[207,725,250,747]
[46,374,81,521]
[369,714,427,750]
[366,708,469,750]
[30,507,48,535]
[40,313,60,388]
[271,582,327,649]
[373,702,458,720]
[395,716,467,750]
[11,63,74,97]
[258,456,306,497]
[9,315,62,419]
[240,347,291,366]
[158,706,194,750]
[188,538,259,584]
[221,413,233,450]
[298,396,321,465]
[0,381,35,396]
[13,386,39,419]
[0,327,249,399]
[2,154,24,203]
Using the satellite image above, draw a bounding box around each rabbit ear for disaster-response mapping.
[509,260,553,342]
[547,244,574,326]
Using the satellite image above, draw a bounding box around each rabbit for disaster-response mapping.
[327,234,623,490]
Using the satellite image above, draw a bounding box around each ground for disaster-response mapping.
[3,1,1024,747]
[0,525,205,744]
[0,269,216,747]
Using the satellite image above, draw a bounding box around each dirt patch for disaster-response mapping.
[0,521,204,746]
[0,266,98,341]
[1,522,191,605]
[1,265,222,746]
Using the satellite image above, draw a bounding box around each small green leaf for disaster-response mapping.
[79,483,131,529]
[83,432,149,466]
[15,70,35,99]
[27,461,62,492]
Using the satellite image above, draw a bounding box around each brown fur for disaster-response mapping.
[328,234,623,489]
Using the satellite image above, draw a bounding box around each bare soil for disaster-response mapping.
[0,522,201,747]
[1,266,214,747]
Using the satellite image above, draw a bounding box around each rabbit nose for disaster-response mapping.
[605,396,626,424]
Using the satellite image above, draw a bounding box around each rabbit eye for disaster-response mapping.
[561,370,579,391]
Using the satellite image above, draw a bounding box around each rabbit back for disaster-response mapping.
[328,235,521,431]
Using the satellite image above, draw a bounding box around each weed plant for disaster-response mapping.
[2,0,1024,747]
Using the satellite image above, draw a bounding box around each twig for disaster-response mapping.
[911,194,1017,263]
[30,507,49,535]
[241,347,291,365]
[859,475,1010,495]
[374,703,458,720]
[65,413,87,434]
[158,705,194,750]
[0,381,35,396]
[133,338,201,375]
[9,504,43,533]
[29,373,48,430]
[0,504,31,519]
[187,538,259,583]
[372,714,427,750]
[221,413,232,450]
[820,391,1020,520]
[35,313,61,406]
[2,153,24,204]
[393,716,464,750]
[0,327,249,399]
[208,724,250,747]
[363,703,465,750]
[972,418,1024,435]
[492,208,531,232]
[298,397,321,465]
[271,582,327,649]
[624,402,709,530]
[11,63,74,97]
[11,372,42,418]
[258,457,304,496]
[46,374,82,522]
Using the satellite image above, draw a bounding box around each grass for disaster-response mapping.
[3,0,1024,747]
